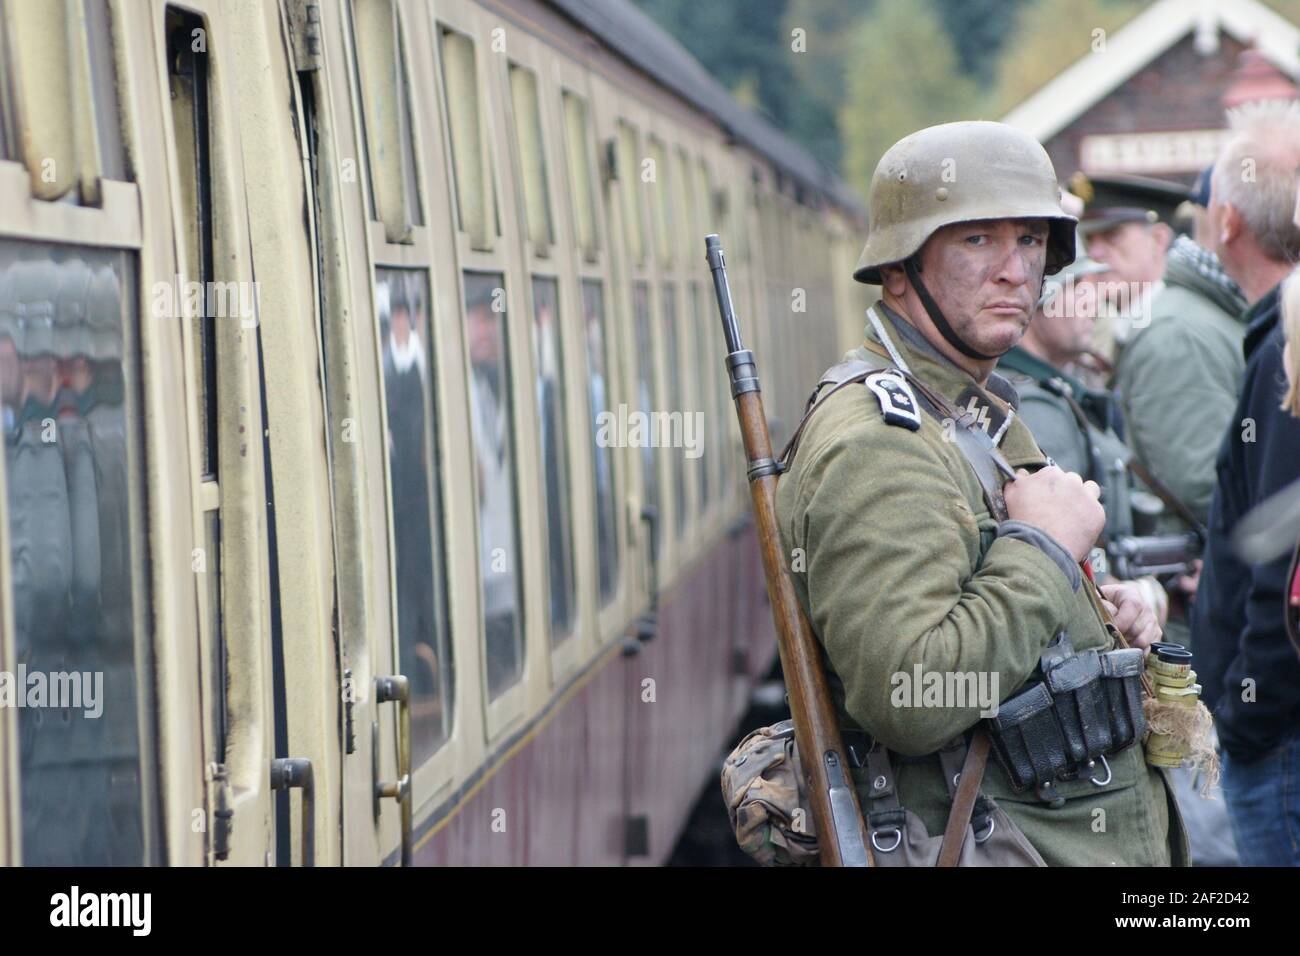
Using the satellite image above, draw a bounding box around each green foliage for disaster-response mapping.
[839,0,980,191]
[631,0,798,130]
[779,0,868,170]
[984,0,1147,116]
[634,0,1300,194]
[931,0,1032,86]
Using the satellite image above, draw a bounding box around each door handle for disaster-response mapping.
[269,757,315,867]
[638,504,659,641]
[374,675,412,866]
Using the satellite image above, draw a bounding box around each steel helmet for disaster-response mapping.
[853,121,1077,286]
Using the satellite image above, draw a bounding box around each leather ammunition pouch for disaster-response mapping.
[984,633,1145,804]
[854,734,1046,867]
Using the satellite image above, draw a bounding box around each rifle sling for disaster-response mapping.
[1125,456,1209,542]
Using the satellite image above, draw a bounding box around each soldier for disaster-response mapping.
[776,121,1187,866]
[1085,173,1249,651]
[1002,240,1240,867]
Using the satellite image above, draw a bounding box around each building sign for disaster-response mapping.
[1080,129,1232,175]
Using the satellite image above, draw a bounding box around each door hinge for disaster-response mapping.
[207,762,234,862]
[288,0,323,72]
[342,667,356,754]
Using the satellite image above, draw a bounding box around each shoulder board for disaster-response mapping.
[864,371,921,431]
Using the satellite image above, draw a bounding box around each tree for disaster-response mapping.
[631,0,798,130]
[986,0,1146,116]
[779,0,873,171]
[931,0,1032,87]
[840,0,980,193]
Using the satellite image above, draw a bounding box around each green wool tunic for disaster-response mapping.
[776,303,1189,867]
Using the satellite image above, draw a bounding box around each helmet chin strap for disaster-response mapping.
[903,256,1000,362]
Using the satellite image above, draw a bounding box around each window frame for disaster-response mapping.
[0,77,158,866]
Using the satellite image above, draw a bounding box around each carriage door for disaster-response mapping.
[291,0,438,866]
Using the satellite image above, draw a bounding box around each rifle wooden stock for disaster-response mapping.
[705,234,872,868]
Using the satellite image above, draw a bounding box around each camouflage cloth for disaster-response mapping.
[720,720,820,866]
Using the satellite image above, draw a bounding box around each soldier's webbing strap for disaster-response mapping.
[862,732,995,865]
[779,355,1013,522]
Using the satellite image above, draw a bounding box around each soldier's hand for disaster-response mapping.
[1099,581,1162,653]
[1003,465,1105,563]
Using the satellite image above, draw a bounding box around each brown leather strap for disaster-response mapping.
[779,359,876,467]
[936,728,991,868]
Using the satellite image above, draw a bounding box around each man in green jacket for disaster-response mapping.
[776,121,1187,866]
[1106,192,1248,533]
[1090,174,1248,649]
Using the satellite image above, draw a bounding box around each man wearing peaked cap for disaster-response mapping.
[1071,172,1191,237]
[775,121,1187,867]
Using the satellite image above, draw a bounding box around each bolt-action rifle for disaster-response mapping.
[705,234,872,867]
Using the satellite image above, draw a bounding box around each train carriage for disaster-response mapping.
[0,0,868,866]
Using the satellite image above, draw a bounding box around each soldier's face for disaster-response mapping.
[914,218,1048,355]
[1035,286,1095,361]
[1086,222,1167,289]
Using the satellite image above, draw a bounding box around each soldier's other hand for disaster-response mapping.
[1173,558,1203,596]
[1099,581,1162,654]
[1003,465,1105,563]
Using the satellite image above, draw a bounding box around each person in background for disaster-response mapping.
[1282,275,1300,658]
[1069,173,1183,366]
[1083,173,1248,651]
[1192,100,1300,867]
[999,244,1165,614]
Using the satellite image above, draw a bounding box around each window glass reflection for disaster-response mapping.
[582,280,618,604]
[632,282,658,550]
[1,244,145,864]
[529,277,575,642]
[662,283,687,537]
[377,269,453,762]
[465,273,524,696]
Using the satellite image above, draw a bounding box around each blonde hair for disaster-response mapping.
[1283,267,1300,416]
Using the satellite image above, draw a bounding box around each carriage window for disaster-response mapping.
[509,65,553,251]
[631,282,658,550]
[440,28,494,249]
[662,282,687,537]
[691,281,713,512]
[0,243,149,864]
[376,268,453,762]
[465,272,524,696]
[617,122,645,265]
[648,137,673,266]
[349,0,422,241]
[582,280,618,603]
[696,158,713,235]
[83,0,126,183]
[561,92,598,259]
[529,277,574,642]
[395,19,423,227]
[1,0,125,201]
[166,8,217,479]
[675,147,697,259]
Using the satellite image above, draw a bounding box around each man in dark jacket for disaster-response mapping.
[1192,100,1300,866]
